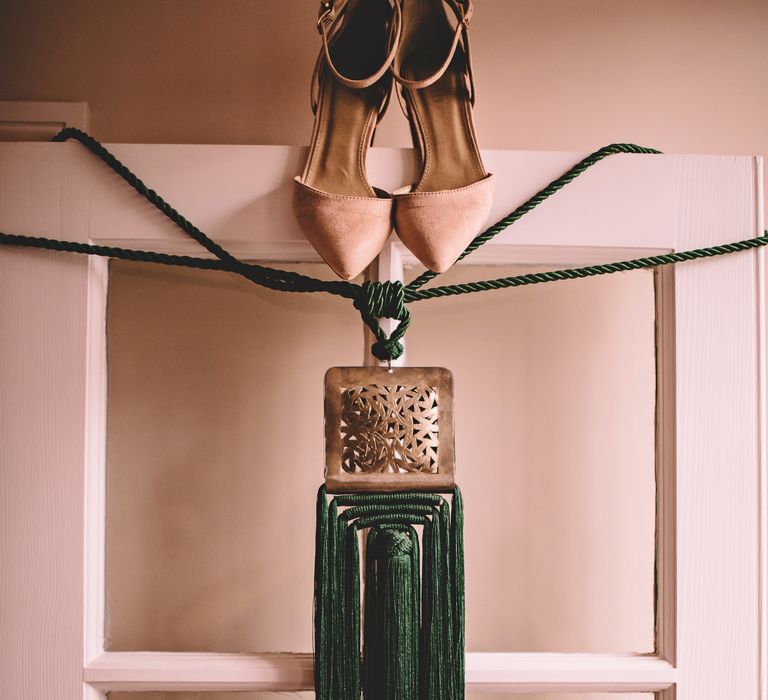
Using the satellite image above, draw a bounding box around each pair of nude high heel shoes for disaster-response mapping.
[294,0,494,280]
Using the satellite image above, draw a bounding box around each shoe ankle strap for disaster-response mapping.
[391,0,475,105]
[315,0,402,90]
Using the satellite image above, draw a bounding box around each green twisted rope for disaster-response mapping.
[405,235,768,302]
[405,143,663,292]
[353,280,411,361]
[0,128,764,361]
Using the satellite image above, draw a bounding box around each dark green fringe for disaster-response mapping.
[314,487,465,699]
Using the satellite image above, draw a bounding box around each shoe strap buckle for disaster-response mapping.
[317,1,336,33]
[455,0,473,25]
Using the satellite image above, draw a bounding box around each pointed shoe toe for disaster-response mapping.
[293,178,394,280]
[393,175,495,273]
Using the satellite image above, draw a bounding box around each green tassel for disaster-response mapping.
[452,487,465,697]
[363,526,419,699]
[314,486,329,696]
[314,488,465,699]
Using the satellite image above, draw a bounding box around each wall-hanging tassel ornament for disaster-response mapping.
[316,366,464,699]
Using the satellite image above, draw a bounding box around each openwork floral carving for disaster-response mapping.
[340,384,439,474]
[325,367,453,492]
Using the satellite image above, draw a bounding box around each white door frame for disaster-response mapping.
[0,141,763,698]
[0,100,89,138]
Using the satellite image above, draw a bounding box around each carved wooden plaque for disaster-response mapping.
[325,366,455,493]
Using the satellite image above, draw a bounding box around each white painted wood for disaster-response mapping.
[0,142,763,697]
[758,159,767,700]
[6,142,674,253]
[83,257,108,667]
[672,155,763,699]
[463,653,675,693]
[403,242,673,269]
[84,651,675,692]
[85,652,314,691]
[82,684,106,700]
[0,149,92,698]
[0,100,89,138]
[96,239,671,267]
[480,148,677,250]
[365,236,407,366]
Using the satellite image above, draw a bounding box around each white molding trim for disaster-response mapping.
[93,238,671,269]
[83,257,108,667]
[400,242,673,269]
[672,154,763,698]
[95,238,326,262]
[0,100,89,132]
[756,158,767,700]
[84,651,676,693]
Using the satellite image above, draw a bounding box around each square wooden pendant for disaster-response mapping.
[324,366,455,493]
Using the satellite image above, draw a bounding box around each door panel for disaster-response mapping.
[105,262,360,653]
[406,264,657,653]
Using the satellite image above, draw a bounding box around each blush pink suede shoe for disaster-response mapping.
[294,0,401,280]
[391,0,494,273]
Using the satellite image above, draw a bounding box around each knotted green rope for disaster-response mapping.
[353,280,411,361]
[315,486,464,700]
[0,128,764,360]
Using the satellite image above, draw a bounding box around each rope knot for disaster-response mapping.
[355,280,406,319]
[371,339,404,362]
[354,281,411,362]
[373,528,413,559]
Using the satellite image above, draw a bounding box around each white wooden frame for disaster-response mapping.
[0,100,90,137]
[0,142,763,698]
